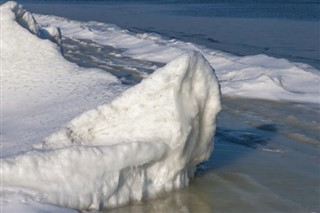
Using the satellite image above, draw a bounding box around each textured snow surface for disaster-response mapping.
[1,1,62,46]
[1,2,221,212]
[1,1,124,157]
[35,13,320,104]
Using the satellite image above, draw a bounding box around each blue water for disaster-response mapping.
[15,0,320,21]
[164,1,320,21]
[10,0,320,68]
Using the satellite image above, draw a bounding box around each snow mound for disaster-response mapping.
[2,47,221,210]
[2,1,62,47]
[44,51,221,151]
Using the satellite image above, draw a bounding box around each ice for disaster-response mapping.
[1,1,221,211]
[2,142,168,210]
[43,51,221,151]
[35,13,320,104]
[2,50,221,210]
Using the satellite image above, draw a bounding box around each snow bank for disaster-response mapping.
[43,51,221,151]
[2,51,221,210]
[1,1,62,47]
[35,14,320,104]
[1,1,221,211]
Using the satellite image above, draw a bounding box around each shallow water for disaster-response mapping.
[99,97,320,213]
[59,36,320,212]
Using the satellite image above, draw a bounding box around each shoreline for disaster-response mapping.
[1,2,319,212]
[23,1,320,69]
[103,96,320,212]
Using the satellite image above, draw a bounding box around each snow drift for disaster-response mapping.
[1,1,221,211]
[2,51,221,210]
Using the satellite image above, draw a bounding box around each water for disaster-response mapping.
[103,97,320,212]
[18,0,320,21]
[20,0,320,69]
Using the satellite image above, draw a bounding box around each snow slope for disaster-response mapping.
[1,1,125,157]
[35,14,320,104]
[1,1,221,211]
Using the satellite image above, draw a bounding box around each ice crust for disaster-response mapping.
[1,1,221,211]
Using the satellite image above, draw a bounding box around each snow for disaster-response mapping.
[1,1,62,47]
[1,1,221,212]
[2,142,168,210]
[1,189,78,213]
[1,1,124,157]
[35,13,320,104]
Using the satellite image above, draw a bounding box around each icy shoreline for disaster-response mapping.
[22,1,320,69]
[3,52,221,211]
[1,2,221,211]
[1,1,319,212]
[34,13,320,104]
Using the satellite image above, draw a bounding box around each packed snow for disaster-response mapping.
[1,1,221,212]
[35,13,320,104]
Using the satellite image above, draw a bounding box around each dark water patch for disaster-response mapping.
[196,97,320,176]
[221,97,320,148]
[207,37,219,43]
[215,127,270,149]
[256,124,278,132]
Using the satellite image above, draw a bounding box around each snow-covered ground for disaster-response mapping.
[1,2,126,157]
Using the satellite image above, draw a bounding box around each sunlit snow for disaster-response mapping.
[1,1,221,211]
